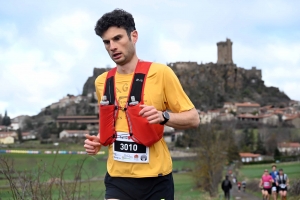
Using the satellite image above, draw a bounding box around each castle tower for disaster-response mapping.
[217,38,233,65]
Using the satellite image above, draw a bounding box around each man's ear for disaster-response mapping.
[131,30,138,44]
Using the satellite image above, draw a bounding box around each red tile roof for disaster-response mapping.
[239,153,261,158]
[236,102,260,107]
[278,142,300,148]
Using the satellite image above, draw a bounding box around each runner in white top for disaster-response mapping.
[275,169,289,200]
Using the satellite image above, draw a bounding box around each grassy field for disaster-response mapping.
[0,151,204,199]
[239,161,300,181]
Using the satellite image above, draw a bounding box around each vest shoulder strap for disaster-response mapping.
[103,61,152,105]
[128,61,151,104]
[103,68,117,105]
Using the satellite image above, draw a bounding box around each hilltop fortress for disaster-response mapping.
[168,38,262,82]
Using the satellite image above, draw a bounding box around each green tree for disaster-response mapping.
[241,128,255,152]
[226,130,241,164]
[2,110,11,131]
[17,128,23,143]
[41,126,51,139]
[274,148,281,161]
[255,133,266,155]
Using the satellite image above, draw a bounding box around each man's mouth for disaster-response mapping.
[112,53,122,59]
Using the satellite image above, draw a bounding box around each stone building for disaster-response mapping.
[217,38,233,65]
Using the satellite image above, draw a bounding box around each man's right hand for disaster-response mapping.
[84,134,101,155]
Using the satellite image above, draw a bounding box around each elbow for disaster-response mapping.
[190,115,200,129]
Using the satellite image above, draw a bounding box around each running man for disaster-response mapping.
[260,169,273,200]
[270,165,279,200]
[84,9,200,199]
[276,169,289,200]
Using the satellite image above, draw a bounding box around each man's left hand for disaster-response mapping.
[139,105,163,124]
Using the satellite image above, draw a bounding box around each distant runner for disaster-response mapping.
[221,175,232,200]
[276,169,289,200]
[260,169,273,200]
[237,181,241,192]
[270,165,279,200]
[242,180,246,192]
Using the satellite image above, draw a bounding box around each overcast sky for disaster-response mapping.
[1,0,300,118]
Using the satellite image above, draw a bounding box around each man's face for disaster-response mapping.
[102,26,137,66]
[272,166,276,171]
[279,170,283,175]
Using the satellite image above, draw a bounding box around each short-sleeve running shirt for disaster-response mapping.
[270,171,278,181]
[95,62,195,178]
[262,175,273,189]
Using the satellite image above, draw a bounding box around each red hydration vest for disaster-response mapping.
[99,61,164,147]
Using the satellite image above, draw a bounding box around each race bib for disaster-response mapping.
[280,184,286,189]
[263,182,270,187]
[113,132,149,163]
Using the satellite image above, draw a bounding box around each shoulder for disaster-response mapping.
[95,71,108,85]
[148,62,170,74]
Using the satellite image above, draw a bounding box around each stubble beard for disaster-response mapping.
[112,46,135,66]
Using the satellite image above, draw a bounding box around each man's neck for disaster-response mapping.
[117,55,139,74]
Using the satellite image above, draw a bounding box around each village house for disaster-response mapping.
[239,152,263,163]
[259,114,279,126]
[236,102,260,114]
[223,102,236,113]
[0,132,17,144]
[56,115,98,130]
[283,114,300,128]
[59,130,90,139]
[199,111,211,124]
[163,126,183,143]
[237,113,260,122]
[22,132,37,141]
[278,142,300,155]
[216,113,235,121]
[0,125,11,131]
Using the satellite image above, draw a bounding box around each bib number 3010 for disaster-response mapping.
[120,143,138,151]
[114,140,146,153]
[113,132,149,163]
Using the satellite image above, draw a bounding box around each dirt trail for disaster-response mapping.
[229,182,261,200]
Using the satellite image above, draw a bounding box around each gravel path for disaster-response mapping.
[229,181,262,200]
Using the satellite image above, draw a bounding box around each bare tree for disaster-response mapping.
[190,124,229,197]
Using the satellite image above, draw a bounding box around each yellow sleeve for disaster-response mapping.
[94,72,108,104]
[163,66,194,113]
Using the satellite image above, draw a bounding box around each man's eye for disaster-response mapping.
[103,41,110,45]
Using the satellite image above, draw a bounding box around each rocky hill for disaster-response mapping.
[169,62,289,110]
[82,62,290,111]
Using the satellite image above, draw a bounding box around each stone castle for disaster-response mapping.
[168,38,262,80]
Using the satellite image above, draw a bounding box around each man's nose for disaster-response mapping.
[109,41,117,51]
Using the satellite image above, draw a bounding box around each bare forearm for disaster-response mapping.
[166,108,200,129]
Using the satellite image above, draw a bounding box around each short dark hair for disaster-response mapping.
[279,168,283,171]
[272,165,277,168]
[95,9,136,38]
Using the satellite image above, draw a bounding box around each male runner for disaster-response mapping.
[276,169,289,200]
[84,9,199,200]
[270,165,279,200]
[260,169,273,200]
